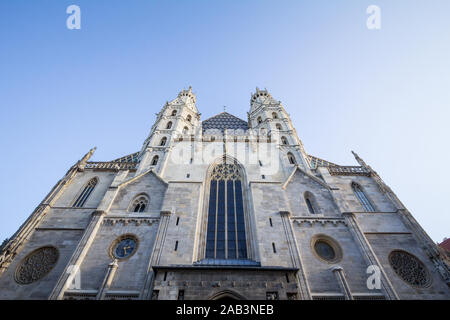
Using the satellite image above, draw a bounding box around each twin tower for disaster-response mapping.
[137,87,311,178]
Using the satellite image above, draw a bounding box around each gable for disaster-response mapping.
[110,171,168,212]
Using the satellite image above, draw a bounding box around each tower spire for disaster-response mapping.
[351,150,367,167]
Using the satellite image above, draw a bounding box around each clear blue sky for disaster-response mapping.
[1,1,449,243]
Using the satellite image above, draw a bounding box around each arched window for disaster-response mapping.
[352,182,375,212]
[72,177,98,208]
[171,110,177,116]
[183,126,189,134]
[304,192,318,214]
[272,112,278,119]
[151,155,159,166]
[129,195,149,213]
[276,123,282,130]
[187,115,192,123]
[160,137,167,146]
[287,153,296,165]
[205,162,247,260]
[166,121,172,129]
[257,116,262,124]
[281,136,288,145]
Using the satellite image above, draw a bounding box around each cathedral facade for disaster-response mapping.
[0,88,449,300]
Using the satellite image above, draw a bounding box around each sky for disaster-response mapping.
[0,1,449,243]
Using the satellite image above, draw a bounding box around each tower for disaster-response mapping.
[248,88,311,173]
[137,87,200,175]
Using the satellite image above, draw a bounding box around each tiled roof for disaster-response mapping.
[439,238,450,251]
[112,152,140,163]
[308,155,339,168]
[202,112,248,133]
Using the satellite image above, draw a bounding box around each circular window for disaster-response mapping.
[110,235,138,260]
[311,235,342,263]
[315,241,336,261]
[389,250,431,287]
[15,246,59,285]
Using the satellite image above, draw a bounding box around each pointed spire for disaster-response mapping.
[351,150,367,167]
[77,147,96,171]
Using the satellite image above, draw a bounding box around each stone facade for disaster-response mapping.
[0,87,449,300]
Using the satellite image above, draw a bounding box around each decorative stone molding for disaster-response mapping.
[103,218,159,227]
[292,217,347,227]
[328,166,370,176]
[85,162,138,171]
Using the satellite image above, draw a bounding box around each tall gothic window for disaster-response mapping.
[166,121,172,129]
[160,137,167,146]
[171,110,177,116]
[304,192,318,214]
[151,155,159,166]
[281,136,288,145]
[272,112,278,119]
[205,162,247,260]
[72,177,98,208]
[352,182,375,212]
[187,115,192,123]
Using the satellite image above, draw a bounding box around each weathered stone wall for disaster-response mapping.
[152,268,298,300]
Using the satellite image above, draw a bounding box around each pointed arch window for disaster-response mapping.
[205,162,247,260]
[257,117,262,124]
[129,195,149,213]
[304,192,318,214]
[72,178,98,208]
[276,123,282,130]
[183,126,189,134]
[187,115,192,123]
[272,112,278,119]
[281,136,288,145]
[151,155,159,166]
[287,153,296,165]
[160,137,167,146]
[166,121,172,129]
[171,110,177,116]
[352,182,375,212]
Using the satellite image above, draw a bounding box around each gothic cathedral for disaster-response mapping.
[0,88,449,300]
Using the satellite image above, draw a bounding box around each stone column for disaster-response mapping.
[96,259,119,300]
[331,266,353,300]
[343,212,399,300]
[140,211,172,300]
[280,211,311,300]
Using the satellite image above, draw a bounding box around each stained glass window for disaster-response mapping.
[205,163,247,260]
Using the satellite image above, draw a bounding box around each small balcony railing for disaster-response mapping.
[328,166,370,176]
